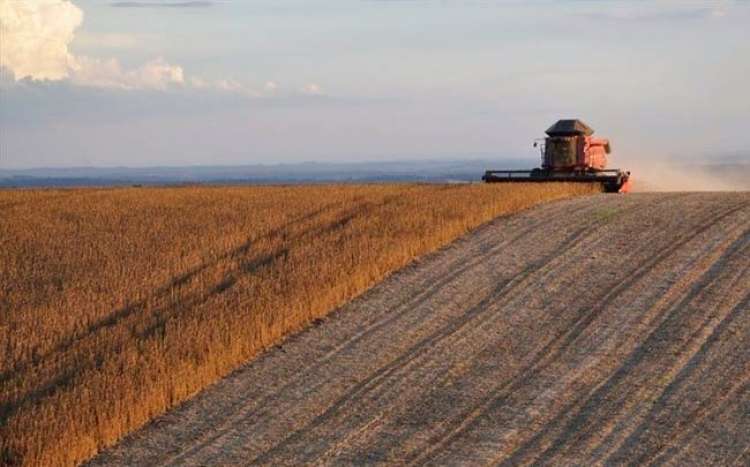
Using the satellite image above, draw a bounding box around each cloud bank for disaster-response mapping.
[0,0,185,89]
[0,0,320,96]
[0,0,82,80]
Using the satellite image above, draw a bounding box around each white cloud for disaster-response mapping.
[264,81,279,93]
[71,57,184,90]
[302,83,323,95]
[0,0,322,95]
[189,78,282,97]
[1,0,189,90]
[214,79,247,93]
[0,0,321,97]
[0,0,82,80]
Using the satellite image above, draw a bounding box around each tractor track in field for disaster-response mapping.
[90,193,750,466]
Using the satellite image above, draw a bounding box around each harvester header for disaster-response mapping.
[483,119,631,193]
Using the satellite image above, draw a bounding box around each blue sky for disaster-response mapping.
[1,0,748,168]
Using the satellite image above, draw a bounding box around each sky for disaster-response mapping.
[0,0,749,169]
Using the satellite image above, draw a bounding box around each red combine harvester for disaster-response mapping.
[483,119,631,193]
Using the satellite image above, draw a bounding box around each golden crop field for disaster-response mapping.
[0,183,597,466]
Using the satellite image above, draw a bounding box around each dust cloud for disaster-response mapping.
[622,158,748,192]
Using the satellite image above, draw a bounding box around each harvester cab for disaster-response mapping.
[483,119,631,193]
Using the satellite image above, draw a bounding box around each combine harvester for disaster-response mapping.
[483,119,632,193]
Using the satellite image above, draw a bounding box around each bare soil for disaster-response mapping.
[90,193,750,466]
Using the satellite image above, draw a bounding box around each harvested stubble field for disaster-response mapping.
[0,183,594,466]
[90,192,750,466]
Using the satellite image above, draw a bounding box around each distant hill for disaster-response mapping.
[0,160,530,188]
